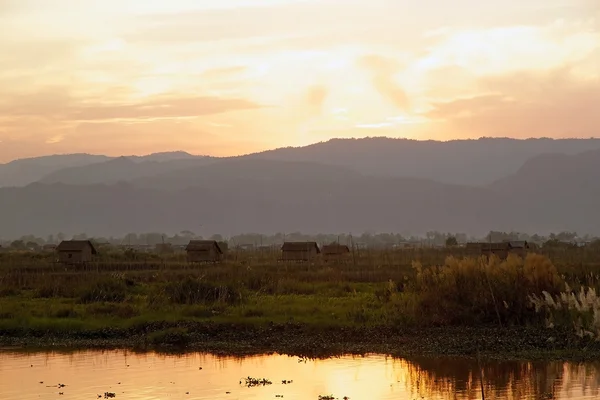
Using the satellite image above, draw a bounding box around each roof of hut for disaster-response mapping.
[281,241,321,253]
[322,243,350,255]
[185,240,223,254]
[56,240,98,254]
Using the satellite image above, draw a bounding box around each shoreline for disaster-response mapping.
[1,322,599,361]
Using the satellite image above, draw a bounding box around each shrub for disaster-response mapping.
[164,277,244,305]
[405,254,564,325]
[79,277,128,303]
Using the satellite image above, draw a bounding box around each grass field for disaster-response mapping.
[1,247,600,357]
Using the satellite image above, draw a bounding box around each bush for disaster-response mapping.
[405,254,564,325]
[79,277,128,303]
[164,277,244,305]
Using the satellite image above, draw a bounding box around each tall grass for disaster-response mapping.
[404,253,564,325]
[1,248,599,334]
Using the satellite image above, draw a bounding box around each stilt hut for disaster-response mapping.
[56,240,98,264]
[281,241,320,262]
[322,243,350,262]
[185,240,223,263]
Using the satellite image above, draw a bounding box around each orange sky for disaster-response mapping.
[0,0,599,162]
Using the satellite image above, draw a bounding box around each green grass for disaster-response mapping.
[2,249,600,356]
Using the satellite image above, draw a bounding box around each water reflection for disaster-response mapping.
[0,350,599,400]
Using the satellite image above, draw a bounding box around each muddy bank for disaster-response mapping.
[1,322,598,361]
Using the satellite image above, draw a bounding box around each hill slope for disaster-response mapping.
[0,154,111,187]
[39,156,216,185]
[0,152,204,187]
[489,149,600,233]
[242,137,600,185]
[2,157,598,238]
[21,137,600,187]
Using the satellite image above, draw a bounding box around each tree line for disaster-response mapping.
[1,230,596,251]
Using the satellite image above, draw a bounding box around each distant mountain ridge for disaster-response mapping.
[3,137,600,187]
[0,149,599,237]
[241,137,600,185]
[1,137,600,237]
[0,151,206,187]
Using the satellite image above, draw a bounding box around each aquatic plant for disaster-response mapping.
[529,285,600,339]
[243,376,272,387]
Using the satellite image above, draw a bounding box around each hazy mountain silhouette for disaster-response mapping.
[0,153,110,187]
[1,154,599,238]
[2,138,600,238]
[242,137,600,185]
[13,137,600,188]
[127,151,199,163]
[131,159,361,191]
[39,156,216,185]
[0,172,514,238]
[0,151,205,187]
[489,149,600,233]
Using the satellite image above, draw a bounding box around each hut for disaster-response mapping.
[467,241,531,260]
[507,241,530,258]
[218,241,229,258]
[185,240,223,263]
[56,240,98,264]
[322,243,350,263]
[281,241,320,262]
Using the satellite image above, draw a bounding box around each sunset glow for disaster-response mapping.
[1,0,598,162]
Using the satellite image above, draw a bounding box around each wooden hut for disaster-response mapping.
[281,241,320,262]
[322,243,350,263]
[467,241,531,260]
[185,240,223,263]
[56,240,98,264]
[218,241,229,259]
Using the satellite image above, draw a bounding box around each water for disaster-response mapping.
[1,350,600,400]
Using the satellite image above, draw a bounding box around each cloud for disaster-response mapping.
[0,89,261,121]
[45,134,65,144]
[424,68,600,137]
[70,95,260,121]
[426,94,516,120]
[1,0,598,161]
[305,85,328,114]
[200,66,248,79]
[357,55,410,111]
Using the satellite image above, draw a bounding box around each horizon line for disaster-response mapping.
[3,135,600,165]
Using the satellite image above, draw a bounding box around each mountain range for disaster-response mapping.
[1,137,599,238]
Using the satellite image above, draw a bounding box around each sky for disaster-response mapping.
[0,0,599,162]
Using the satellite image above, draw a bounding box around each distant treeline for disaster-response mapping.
[1,230,596,251]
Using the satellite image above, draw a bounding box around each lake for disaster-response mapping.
[1,350,599,399]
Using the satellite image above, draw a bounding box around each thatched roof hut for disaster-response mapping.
[56,240,98,264]
[185,240,223,263]
[281,241,320,262]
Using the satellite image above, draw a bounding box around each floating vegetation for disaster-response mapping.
[243,376,272,387]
